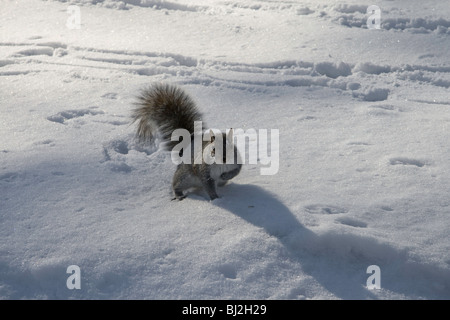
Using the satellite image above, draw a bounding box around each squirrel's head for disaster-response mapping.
[205,129,237,164]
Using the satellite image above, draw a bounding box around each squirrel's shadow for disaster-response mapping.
[214,183,316,248]
[212,183,378,299]
[205,184,450,299]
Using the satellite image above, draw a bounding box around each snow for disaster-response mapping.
[1,0,450,300]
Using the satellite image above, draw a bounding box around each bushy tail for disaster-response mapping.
[132,83,203,150]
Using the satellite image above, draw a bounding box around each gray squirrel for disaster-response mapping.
[132,83,242,200]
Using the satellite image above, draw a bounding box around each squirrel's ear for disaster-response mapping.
[209,129,215,142]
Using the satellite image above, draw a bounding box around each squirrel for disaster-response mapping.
[132,83,242,201]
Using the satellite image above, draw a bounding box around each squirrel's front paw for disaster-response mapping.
[209,194,219,201]
[172,195,187,201]
[172,188,187,201]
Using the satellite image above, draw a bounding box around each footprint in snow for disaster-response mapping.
[367,104,401,116]
[0,172,19,183]
[335,217,367,228]
[101,92,118,99]
[12,47,54,57]
[218,264,238,280]
[101,137,157,173]
[389,157,427,167]
[353,88,390,102]
[304,204,348,215]
[47,108,104,124]
[297,115,317,121]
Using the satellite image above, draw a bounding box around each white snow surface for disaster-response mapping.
[1,0,450,299]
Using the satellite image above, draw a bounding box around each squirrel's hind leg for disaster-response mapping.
[172,165,201,200]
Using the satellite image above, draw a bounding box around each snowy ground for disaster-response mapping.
[1,0,450,299]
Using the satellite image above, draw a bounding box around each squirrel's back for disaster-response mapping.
[132,83,203,150]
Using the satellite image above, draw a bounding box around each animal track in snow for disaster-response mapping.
[0,172,19,183]
[89,0,207,12]
[106,139,129,156]
[47,108,104,124]
[297,115,316,121]
[1,26,448,104]
[355,88,390,102]
[366,104,401,116]
[314,61,352,79]
[1,38,448,98]
[305,204,348,215]
[335,217,367,228]
[389,157,427,168]
[347,141,371,146]
[101,92,118,99]
[103,138,156,159]
[12,47,54,57]
[0,60,14,67]
[33,139,55,147]
[296,7,315,16]
[218,263,238,280]
[102,137,157,173]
